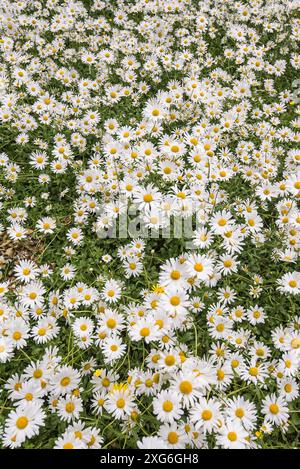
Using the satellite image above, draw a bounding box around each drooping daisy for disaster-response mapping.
[91,391,107,416]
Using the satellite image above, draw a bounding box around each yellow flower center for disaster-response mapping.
[168,432,179,444]
[63,442,74,449]
[202,410,212,421]
[269,403,279,414]
[165,355,175,366]
[65,402,75,413]
[179,380,193,394]
[249,367,258,376]
[143,194,153,203]
[116,398,125,408]
[60,377,71,387]
[218,218,227,226]
[106,318,116,329]
[235,408,245,418]
[291,338,300,349]
[194,263,203,272]
[170,295,180,306]
[102,378,110,387]
[140,327,150,337]
[16,416,28,429]
[33,369,42,378]
[228,432,237,442]
[171,270,181,280]
[162,400,173,412]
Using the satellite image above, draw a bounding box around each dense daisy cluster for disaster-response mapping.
[0,0,300,449]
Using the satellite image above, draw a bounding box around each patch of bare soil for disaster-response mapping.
[0,231,45,287]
